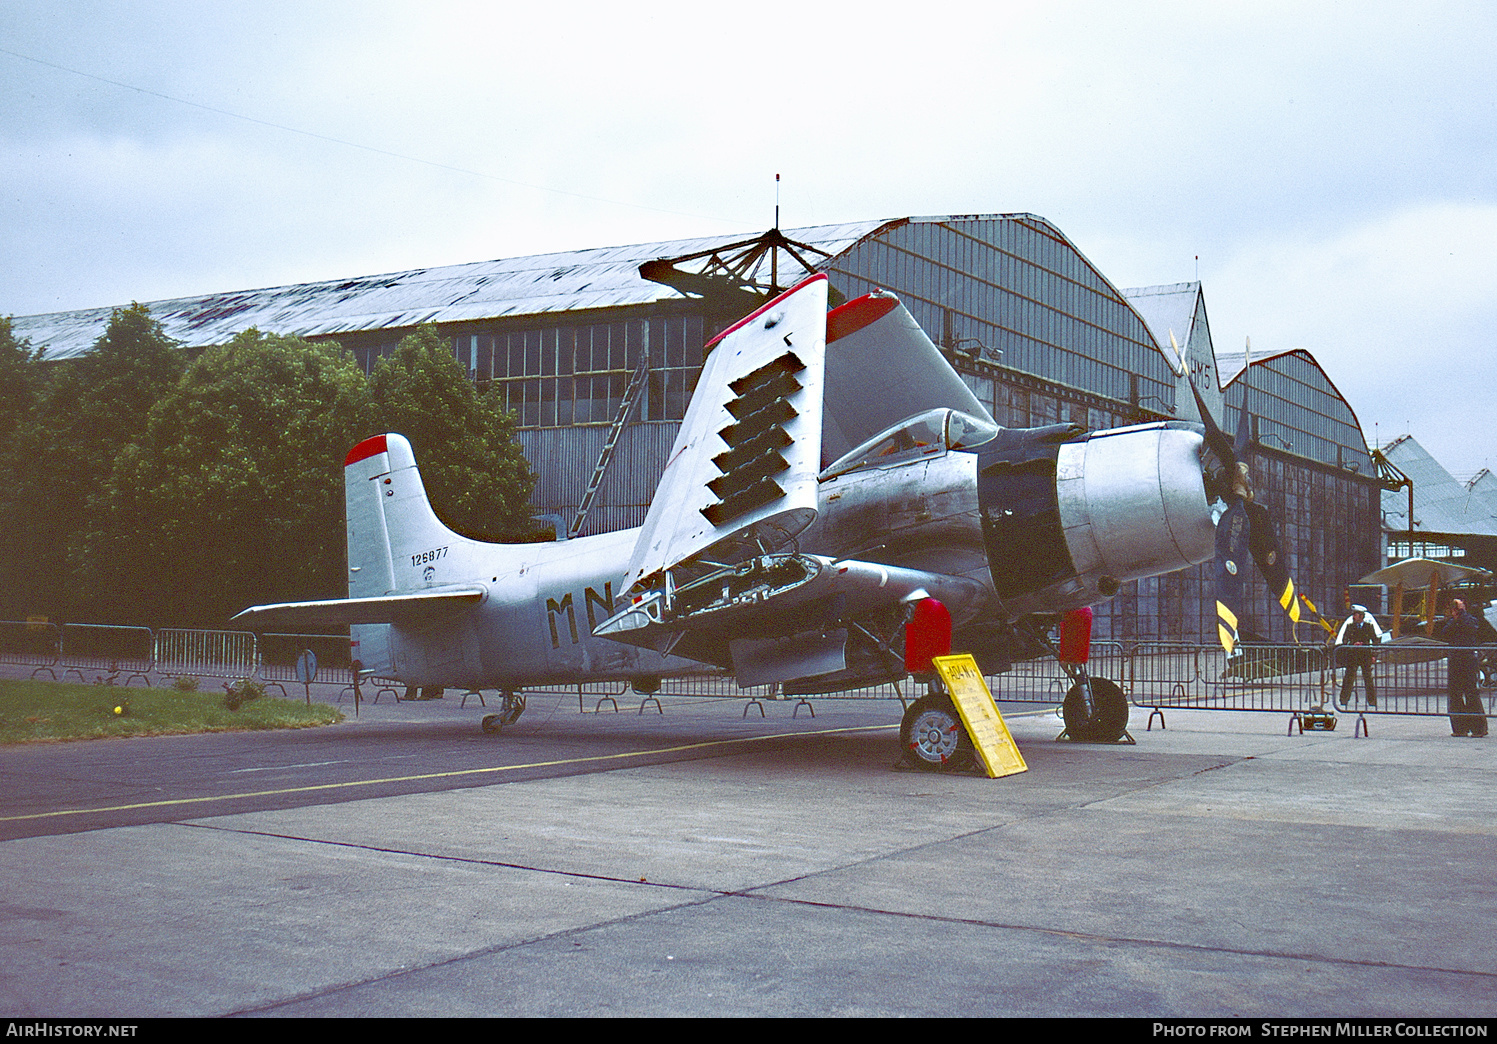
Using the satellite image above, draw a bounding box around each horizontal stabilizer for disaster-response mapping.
[231,585,487,630]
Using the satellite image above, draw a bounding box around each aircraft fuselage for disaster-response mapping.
[361,416,1214,692]
[369,447,990,689]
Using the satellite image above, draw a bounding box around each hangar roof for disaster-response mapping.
[1215,353,1246,384]
[1123,282,1199,364]
[13,219,895,360]
[1212,347,1372,470]
[1381,435,1497,537]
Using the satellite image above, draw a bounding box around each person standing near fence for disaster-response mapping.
[1335,605,1384,708]
[1437,597,1487,738]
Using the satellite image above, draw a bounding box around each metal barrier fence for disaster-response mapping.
[0,620,61,677]
[1118,641,1494,723]
[652,640,1490,728]
[257,633,356,688]
[0,623,350,691]
[2,620,1491,728]
[155,629,259,681]
[1119,642,1337,716]
[991,640,1129,705]
[649,644,1135,707]
[650,672,911,718]
[58,623,155,684]
[657,673,903,702]
[1337,646,1496,718]
[641,644,1135,713]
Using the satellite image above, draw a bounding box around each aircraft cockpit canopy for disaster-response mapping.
[819,408,999,481]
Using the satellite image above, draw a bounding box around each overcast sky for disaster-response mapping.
[2,0,1493,476]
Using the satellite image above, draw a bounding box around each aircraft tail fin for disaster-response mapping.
[344,433,461,599]
[234,434,475,673]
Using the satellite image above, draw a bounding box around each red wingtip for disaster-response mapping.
[345,434,388,467]
[826,292,899,344]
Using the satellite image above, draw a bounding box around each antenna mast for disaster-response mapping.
[772,173,780,290]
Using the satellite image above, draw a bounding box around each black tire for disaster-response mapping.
[1478,655,1497,689]
[1062,677,1129,742]
[900,694,973,771]
[481,713,503,734]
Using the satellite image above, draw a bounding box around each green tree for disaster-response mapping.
[0,319,49,619]
[5,304,186,621]
[369,326,535,540]
[0,317,45,444]
[79,330,373,626]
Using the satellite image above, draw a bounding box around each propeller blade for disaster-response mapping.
[1299,592,1336,636]
[1233,397,1253,462]
[1188,375,1236,471]
[1194,371,1306,649]
[1245,501,1300,625]
[1167,331,1187,377]
[1214,499,1251,653]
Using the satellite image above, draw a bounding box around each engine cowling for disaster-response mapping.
[977,421,1215,617]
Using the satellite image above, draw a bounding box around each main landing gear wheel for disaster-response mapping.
[1062,677,1130,742]
[1478,655,1497,689]
[900,694,974,771]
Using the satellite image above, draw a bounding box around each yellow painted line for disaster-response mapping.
[0,724,896,824]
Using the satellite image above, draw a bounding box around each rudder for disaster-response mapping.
[344,433,461,599]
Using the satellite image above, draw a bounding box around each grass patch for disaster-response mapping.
[0,677,342,743]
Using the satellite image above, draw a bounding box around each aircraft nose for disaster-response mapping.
[1055,425,1215,585]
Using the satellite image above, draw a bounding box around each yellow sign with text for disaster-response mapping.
[931,653,1028,778]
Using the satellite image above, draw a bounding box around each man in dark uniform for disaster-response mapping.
[1335,605,1383,707]
[1438,597,1487,737]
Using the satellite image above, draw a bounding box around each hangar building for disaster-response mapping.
[13,214,1384,645]
[1379,435,1497,577]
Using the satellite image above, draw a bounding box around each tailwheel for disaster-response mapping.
[481,691,526,734]
[900,694,974,771]
[1061,677,1130,742]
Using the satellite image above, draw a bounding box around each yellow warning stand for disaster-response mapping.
[931,654,1028,778]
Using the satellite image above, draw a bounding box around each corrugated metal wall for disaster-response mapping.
[520,421,682,536]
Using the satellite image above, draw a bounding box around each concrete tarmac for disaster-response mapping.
[1,692,1493,1018]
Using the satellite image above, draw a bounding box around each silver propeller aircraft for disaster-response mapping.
[236,274,1218,766]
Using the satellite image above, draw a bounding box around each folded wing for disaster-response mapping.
[822,290,993,464]
[599,280,997,689]
[624,275,829,591]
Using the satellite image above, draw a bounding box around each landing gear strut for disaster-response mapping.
[481,690,527,733]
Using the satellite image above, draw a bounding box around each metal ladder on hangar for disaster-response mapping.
[568,344,651,539]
